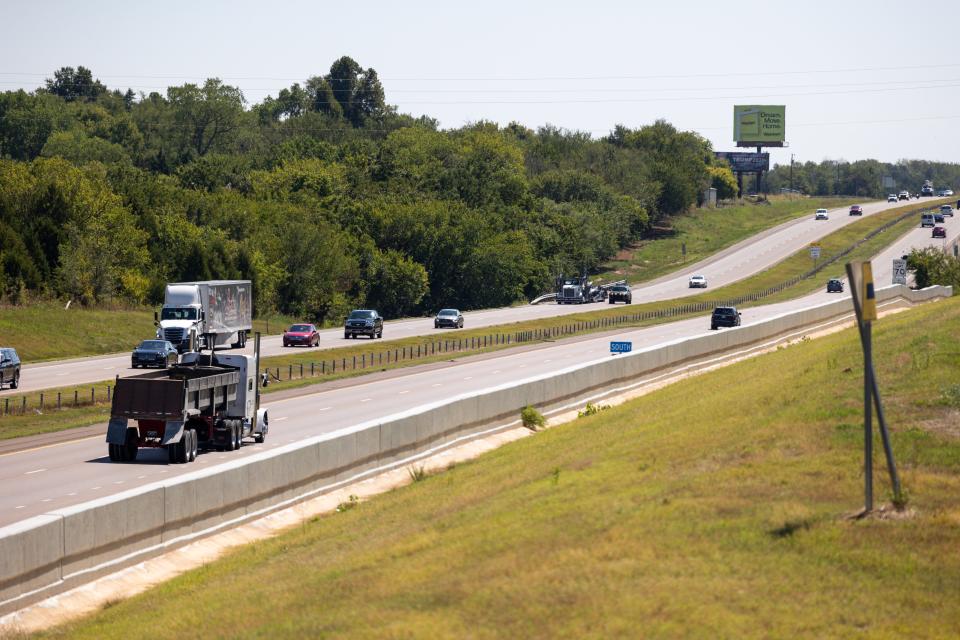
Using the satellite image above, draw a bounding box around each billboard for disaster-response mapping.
[714,152,769,173]
[734,105,785,145]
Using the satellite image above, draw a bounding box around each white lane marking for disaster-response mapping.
[67,492,77,497]
[15,505,24,509]
[431,383,442,387]
[463,376,473,381]
[41,498,52,503]
[273,416,289,422]
[398,390,410,395]
[113,481,124,485]
[492,370,501,374]
[102,367,114,370]
[137,475,146,480]
[519,364,527,368]
[543,359,552,363]
[24,468,47,475]
[56,372,68,377]
[91,486,102,490]
[360,398,371,403]
[318,407,331,412]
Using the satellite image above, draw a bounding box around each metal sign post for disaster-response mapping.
[845,261,902,514]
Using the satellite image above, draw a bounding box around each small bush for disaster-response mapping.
[891,487,911,511]
[336,495,359,513]
[521,405,546,431]
[408,465,428,482]
[941,384,960,408]
[578,402,610,418]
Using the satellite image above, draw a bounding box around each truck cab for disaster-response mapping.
[157,284,204,352]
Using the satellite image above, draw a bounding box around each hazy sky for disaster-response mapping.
[4,0,959,167]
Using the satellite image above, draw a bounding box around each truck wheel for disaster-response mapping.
[188,429,198,461]
[226,424,236,451]
[235,424,243,449]
[255,429,265,444]
[123,428,139,462]
[108,444,119,461]
[167,443,178,463]
[10,373,18,390]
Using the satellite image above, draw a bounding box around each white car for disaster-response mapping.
[688,274,708,288]
[815,208,829,220]
[944,189,954,196]
[887,194,898,203]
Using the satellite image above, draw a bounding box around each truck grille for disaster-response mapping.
[164,328,185,343]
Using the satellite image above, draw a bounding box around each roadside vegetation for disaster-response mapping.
[596,194,858,284]
[35,295,960,638]
[0,199,945,442]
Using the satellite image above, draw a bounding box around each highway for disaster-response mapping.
[2,198,922,397]
[1,211,955,528]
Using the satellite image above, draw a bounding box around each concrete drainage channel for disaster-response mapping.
[0,284,951,619]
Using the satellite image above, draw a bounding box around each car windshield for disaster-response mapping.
[160,307,197,320]
[714,308,735,316]
[438,309,458,316]
[289,324,312,332]
[139,341,166,350]
[691,276,704,280]
[349,311,374,319]
[611,286,629,291]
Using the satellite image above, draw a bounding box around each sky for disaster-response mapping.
[3,0,960,168]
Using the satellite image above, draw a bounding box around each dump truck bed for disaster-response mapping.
[111,366,240,421]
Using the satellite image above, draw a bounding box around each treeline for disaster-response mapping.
[0,58,734,322]
[764,158,960,197]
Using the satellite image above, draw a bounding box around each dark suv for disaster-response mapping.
[607,285,632,304]
[345,309,383,339]
[710,307,741,330]
[0,348,21,389]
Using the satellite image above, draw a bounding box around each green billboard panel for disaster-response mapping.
[733,105,785,143]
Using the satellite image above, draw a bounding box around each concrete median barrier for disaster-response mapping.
[0,284,950,616]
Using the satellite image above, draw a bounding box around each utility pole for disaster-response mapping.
[790,153,795,192]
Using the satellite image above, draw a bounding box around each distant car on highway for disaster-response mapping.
[345,309,383,339]
[131,340,179,369]
[815,208,829,220]
[688,275,708,289]
[921,213,936,227]
[938,189,954,197]
[827,278,845,293]
[899,191,910,200]
[434,309,464,329]
[607,285,633,304]
[940,204,954,217]
[887,194,898,203]
[0,347,21,389]
[849,205,863,216]
[934,212,945,224]
[283,323,320,347]
[933,226,947,239]
[710,306,741,330]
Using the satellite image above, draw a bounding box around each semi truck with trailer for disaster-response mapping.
[555,273,627,304]
[106,335,268,464]
[156,280,252,353]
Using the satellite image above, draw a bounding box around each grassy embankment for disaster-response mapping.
[0,199,944,442]
[0,305,298,363]
[32,293,960,638]
[595,195,859,284]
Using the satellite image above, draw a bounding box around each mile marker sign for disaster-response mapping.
[809,243,821,260]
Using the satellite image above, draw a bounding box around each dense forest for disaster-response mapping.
[764,158,960,197]
[1,58,954,322]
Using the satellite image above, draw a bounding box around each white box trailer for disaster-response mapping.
[156,280,252,353]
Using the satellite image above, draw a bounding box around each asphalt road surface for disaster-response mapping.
[1,210,955,528]
[4,199,920,397]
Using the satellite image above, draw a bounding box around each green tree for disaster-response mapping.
[44,66,107,102]
[365,249,429,317]
[167,79,245,158]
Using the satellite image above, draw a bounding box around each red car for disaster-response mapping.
[283,323,320,347]
[933,226,947,239]
[849,205,863,216]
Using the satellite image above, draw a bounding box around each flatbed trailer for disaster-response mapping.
[106,341,268,464]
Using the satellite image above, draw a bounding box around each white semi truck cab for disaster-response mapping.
[156,280,252,353]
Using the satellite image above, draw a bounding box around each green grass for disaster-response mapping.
[0,303,299,363]
[34,290,960,638]
[596,195,861,284]
[0,199,945,443]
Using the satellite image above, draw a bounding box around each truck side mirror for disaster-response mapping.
[201,310,206,321]
[153,310,159,327]
[260,372,269,388]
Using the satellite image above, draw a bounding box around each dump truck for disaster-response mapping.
[156,280,252,353]
[555,273,627,304]
[106,335,268,464]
